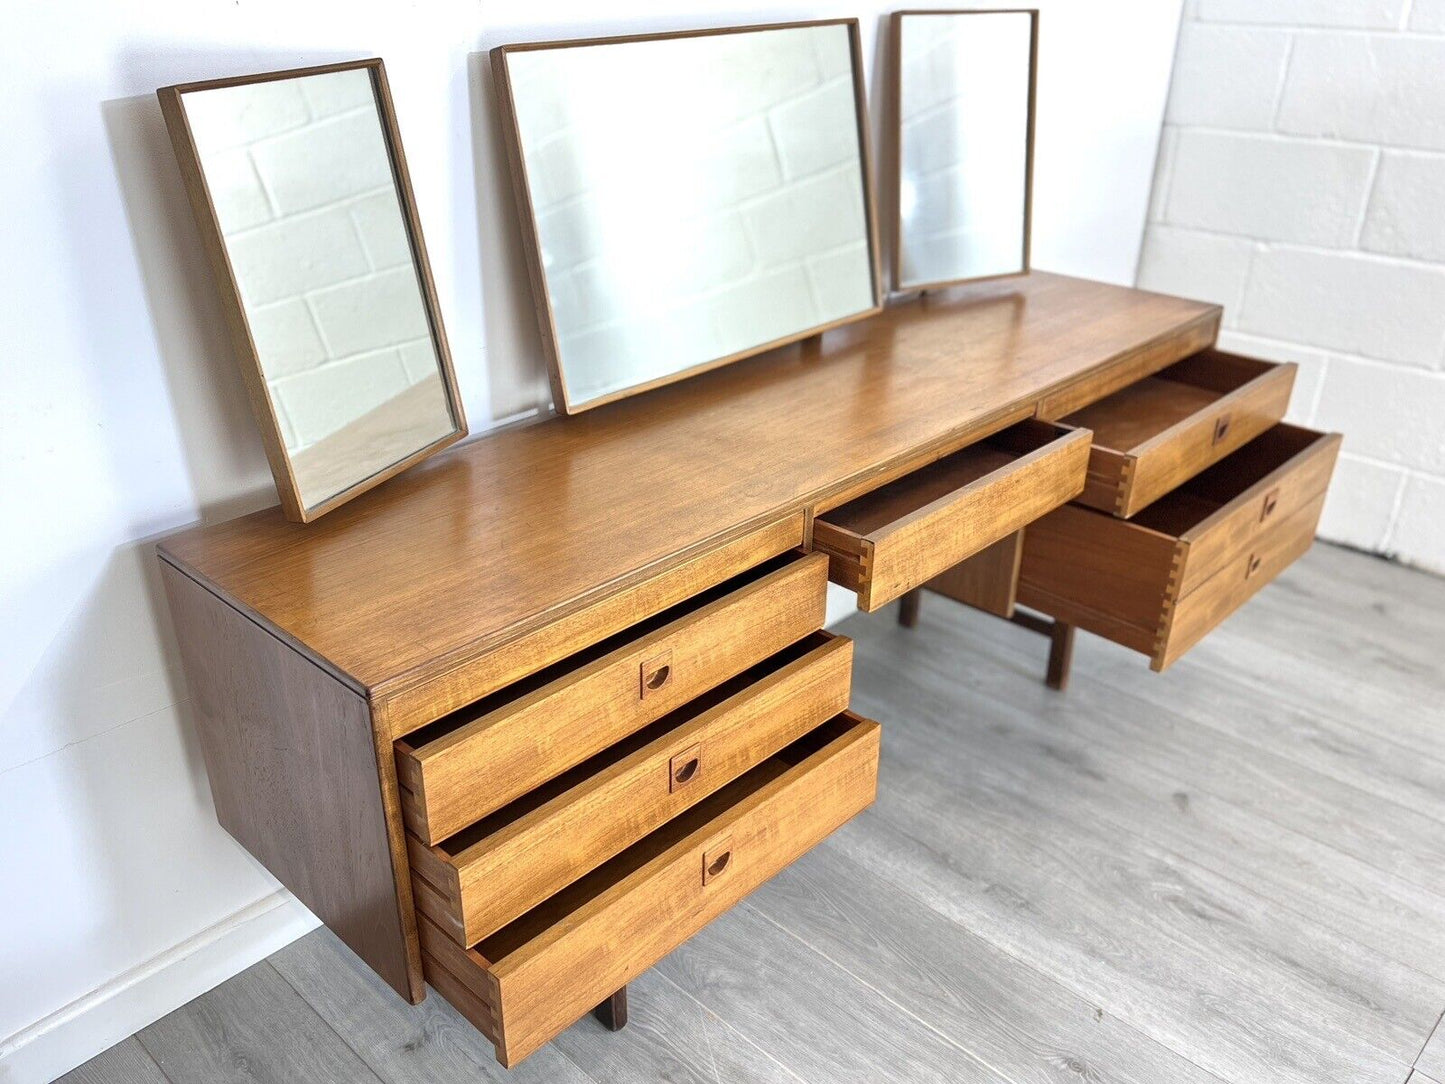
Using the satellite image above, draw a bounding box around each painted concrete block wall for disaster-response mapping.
[1139,0,1445,573]
[188,70,436,451]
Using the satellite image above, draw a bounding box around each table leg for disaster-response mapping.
[593,986,628,1031]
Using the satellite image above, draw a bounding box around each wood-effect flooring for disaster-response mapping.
[63,543,1445,1084]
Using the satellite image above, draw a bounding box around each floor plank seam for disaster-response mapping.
[651,966,813,1084]
[863,780,1412,1084]
[740,897,1025,1084]
[787,834,1230,1084]
[260,958,415,1084]
[1412,1008,1445,1069]
[897,660,1445,990]
[136,1041,173,1084]
[1161,653,1445,795]
[1063,667,1445,907]
[889,625,1445,909]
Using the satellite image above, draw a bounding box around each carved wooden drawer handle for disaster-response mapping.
[1212,413,1232,446]
[1246,552,1262,579]
[1260,486,1281,523]
[669,744,702,793]
[640,649,673,699]
[703,837,733,886]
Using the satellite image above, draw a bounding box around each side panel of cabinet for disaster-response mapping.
[159,560,421,1001]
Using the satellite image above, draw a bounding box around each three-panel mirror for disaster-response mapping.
[159,60,465,522]
[494,20,882,414]
[892,10,1037,291]
[157,17,1038,516]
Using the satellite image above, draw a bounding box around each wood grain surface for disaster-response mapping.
[414,632,853,946]
[68,545,1445,1084]
[158,272,1218,698]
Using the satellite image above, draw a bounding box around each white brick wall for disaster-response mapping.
[1140,0,1445,573]
[184,68,440,452]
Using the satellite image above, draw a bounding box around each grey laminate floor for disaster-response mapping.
[65,543,1445,1084]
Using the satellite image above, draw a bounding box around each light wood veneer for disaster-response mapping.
[157,273,1224,1034]
[417,713,881,1068]
[1018,423,1341,670]
[159,273,1219,709]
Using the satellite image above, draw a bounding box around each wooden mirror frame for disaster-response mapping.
[888,9,1039,295]
[492,19,885,416]
[157,58,467,523]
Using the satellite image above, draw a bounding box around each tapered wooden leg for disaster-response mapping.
[898,589,922,628]
[1046,621,1075,692]
[593,986,628,1031]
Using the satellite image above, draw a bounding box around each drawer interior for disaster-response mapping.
[431,631,840,859]
[1129,423,1327,538]
[1060,350,1276,453]
[398,551,806,763]
[476,713,864,962]
[821,421,1069,536]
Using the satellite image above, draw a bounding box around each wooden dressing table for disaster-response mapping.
[158,272,1338,1067]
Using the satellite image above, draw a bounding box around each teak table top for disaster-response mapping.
[159,273,1219,697]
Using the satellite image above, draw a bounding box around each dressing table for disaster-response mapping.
[158,271,1338,1066]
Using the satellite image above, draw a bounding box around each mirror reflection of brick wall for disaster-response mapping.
[897,14,1031,285]
[511,26,875,401]
[187,71,434,453]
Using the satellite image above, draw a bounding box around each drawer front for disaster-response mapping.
[813,421,1091,612]
[1059,351,1296,518]
[1158,491,1327,670]
[420,712,881,1067]
[1174,427,1341,596]
[397,552,829,844]
[1018,424,1339,669]
[410,632,855,946]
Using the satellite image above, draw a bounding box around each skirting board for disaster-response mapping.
[0,892,319,1084]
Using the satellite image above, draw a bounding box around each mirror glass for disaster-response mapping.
[499,22,879,413]
[171,64,462,516]
[895,11,1035,290]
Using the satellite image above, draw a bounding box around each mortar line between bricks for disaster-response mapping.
[1173,121,1445,158]
[1146,221,1445,274]
[1215,327,1445,372]
[1193,20,1445,38]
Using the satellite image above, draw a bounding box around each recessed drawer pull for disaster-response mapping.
[1212,413,1232,446]
[418,713,880,1068]
[1260,486,1280,523]
[669,744,702,792]
[1246,552,1262,579]
[641,650,673,698]
[703,837,733,886]
[392,551,829,846]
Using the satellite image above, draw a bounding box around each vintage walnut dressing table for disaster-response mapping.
[158,271,1339,1066]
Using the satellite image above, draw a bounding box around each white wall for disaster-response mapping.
[1139,0,1445,574]
[0,2,1180,1079]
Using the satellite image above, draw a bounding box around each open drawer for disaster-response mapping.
[418,712,881,1067]
[812,420,1091,612]
[396,551,828,844]
[407,631,854,947]
[1048,349,1296,518]
[1018,424,1340,671]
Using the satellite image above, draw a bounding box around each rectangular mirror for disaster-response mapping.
[494,20,882,415]
[892,10,1037,292]
[158,59,466,522]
